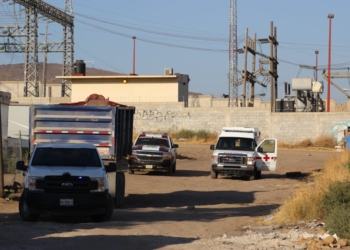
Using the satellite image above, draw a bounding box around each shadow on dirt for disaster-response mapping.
[132,170,313,180]
[177,154,197,160]
[262,172,312,181]
[125,189,256,208]
[135,169,210,177]
[0,226,197,250]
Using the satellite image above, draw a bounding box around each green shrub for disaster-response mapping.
[321,181,350,215]
[175,129,195,139]
[321,181,350,238]
[195,130,208,140]
[3,151,19,174]
[324,204,350,239]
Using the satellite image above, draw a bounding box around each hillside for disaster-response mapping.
[0,63,124,85]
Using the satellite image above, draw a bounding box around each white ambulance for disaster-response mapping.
[210,127,277,180]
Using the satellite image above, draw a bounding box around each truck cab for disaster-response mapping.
[210,127,277,180]
[16,143,116,222]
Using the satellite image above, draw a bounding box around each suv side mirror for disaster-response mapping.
[173,144,179,148]
[16,161,27,171]
[210,145,215,150]
[105,162,117,173]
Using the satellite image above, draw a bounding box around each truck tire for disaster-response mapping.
[167,168,174,176]
[115,172,125,208]
[90,193,114,222]
[172,162,177,174]
[19,193,40,222]
[211,169,218,179]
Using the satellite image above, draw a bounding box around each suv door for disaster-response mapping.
[169,137,178,163]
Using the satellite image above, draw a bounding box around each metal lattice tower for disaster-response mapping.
[0,0,74,97]
[24,6,39,97]
[228,0,238,107]
[61,0,74,97]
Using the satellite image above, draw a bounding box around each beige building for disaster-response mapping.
[56,74,190,105]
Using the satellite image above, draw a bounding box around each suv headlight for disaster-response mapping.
[163,152,171,160]
[247,157,255,165]
[26,177,43,191]
[212,155,218,164]
[91,177,107,192]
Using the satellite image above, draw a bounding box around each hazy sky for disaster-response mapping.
[1,0,350,103]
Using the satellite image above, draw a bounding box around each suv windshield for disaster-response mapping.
[135,138,170,147]
[216,137,255,151]
[31,148,102,167]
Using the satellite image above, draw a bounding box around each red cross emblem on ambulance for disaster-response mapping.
[263,154,270,162]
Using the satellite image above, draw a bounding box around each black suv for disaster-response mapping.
[128,132,178,175]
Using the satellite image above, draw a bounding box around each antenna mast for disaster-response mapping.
[228,0,238,107]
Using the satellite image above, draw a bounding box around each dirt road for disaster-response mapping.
[0,144,341,249]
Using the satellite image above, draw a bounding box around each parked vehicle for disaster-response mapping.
[210,127,277,180]
[128,132,178,175]
[26,94,135,209]
[17,143,116,222]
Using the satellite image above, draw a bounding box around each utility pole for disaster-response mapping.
[40,21,51,97]
[239,30,268,107]
[327,14,334,112]
[250,33,257,106]
[274,27,278,101]
[269,22,278,112]
[242,28,248,107]
[0,96,4,198]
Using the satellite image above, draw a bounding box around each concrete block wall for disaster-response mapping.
[188,95,212,107]
[11,96,71,105]
[124,101,350,143]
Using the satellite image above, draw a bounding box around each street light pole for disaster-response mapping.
[327,14,334,112]
[132,36,136,75]
[315,50,319,81]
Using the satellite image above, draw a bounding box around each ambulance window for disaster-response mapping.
[258,140,275,153]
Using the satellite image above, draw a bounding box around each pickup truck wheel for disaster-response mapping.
[211,170,218,179]
[172,162,177,174]
[167,168,174,176]
[90,193,114,222]
[19,193,39,222]
[115,172,125,208]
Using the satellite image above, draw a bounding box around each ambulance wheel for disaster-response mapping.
[250,165,261,180]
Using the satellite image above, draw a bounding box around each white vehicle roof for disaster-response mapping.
[36,143,97,149]
[219,127,260,138]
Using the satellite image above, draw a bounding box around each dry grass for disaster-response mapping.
[272,150,350,225]
[133,132,336,148]
[279,135,336,149]
[132,130,218,144]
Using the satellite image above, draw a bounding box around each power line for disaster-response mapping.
[75,12,228,42]
[76,19,229,53]
[73,2,227,37]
